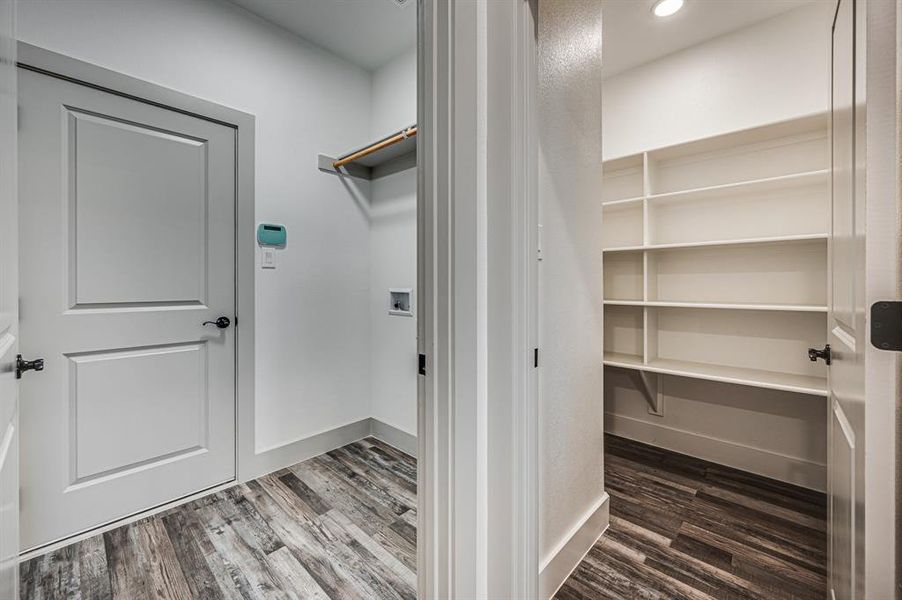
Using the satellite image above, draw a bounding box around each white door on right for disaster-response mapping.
[828,0,863,598]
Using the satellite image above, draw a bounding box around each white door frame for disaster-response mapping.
[15,43,257,552]
[417,0,539,597]
[0,0,17,595]
[826,0,902,595]
[858,0,900,595]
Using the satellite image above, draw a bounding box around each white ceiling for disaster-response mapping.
[229,0,812,75]
[602,0,817,78]
[228,0,416,71]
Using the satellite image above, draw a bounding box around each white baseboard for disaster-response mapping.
[605,413,826,492]
[245,417,417,482]
[369,418,417,457]
[539,493,610,599]
[244,418,374,481]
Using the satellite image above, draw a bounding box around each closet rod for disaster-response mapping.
[332,125,418,169]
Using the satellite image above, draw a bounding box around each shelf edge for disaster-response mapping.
[602,359,828,397]
[602,233,829,253]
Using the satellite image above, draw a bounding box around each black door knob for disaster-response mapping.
[16,354,44,379]
[808,344,832,365]
[203,316,231,329]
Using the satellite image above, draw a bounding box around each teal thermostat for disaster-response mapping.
[257,223,286,247]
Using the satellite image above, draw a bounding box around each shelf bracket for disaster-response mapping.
[630,370,664,416]
[317,154,372,180]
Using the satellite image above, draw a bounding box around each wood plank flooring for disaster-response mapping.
[20,437,417,600]
[22,434,827,599]
[556,435,828,600]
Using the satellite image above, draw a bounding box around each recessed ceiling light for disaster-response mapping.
[653,0,684,17]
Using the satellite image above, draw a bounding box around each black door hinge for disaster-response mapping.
[16,354,44,379]
[418,353,427,376]
[534,348,539,368]
[808,344,831,365]
[871,301,902,350]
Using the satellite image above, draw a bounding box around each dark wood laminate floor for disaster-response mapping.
[20,437,416,600]
[556,435,828,600]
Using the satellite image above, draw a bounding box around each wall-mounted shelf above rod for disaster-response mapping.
[318,125,417,180]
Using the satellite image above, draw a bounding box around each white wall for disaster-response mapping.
[18,0,376,457]
[603,2,833,159]
[369,48,418,436]
[538,0,607,596]
[602,3,833,490]
[371,47,417,140]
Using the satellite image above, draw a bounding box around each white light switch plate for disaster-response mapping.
[262,247,276,269]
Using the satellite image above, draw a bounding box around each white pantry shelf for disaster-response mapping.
[601,352,644,369]
[602,195,644,208]
[602,354,828,397]
[646,169,828,205]
[600,114,830,407]
[602,233,828,253]
[603,300,828,313]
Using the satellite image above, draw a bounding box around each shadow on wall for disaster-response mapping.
[604,368,827,489]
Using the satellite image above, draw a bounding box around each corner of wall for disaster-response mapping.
[538,493,610,599]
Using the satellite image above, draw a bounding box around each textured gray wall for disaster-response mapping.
[537,0,606,569]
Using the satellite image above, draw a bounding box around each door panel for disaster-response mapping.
[829,1,865,598]
[19,67,237,551]
[830,398,855,600]
[831,0,855,335]
[69,343,209,482]
[69,109,209,306]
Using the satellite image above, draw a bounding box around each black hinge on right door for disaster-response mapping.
[871,301,902,351]
[418,353,427,376]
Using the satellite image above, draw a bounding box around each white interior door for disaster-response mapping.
[0,0,17,596]
[828,0,864,597]
[18,66,237,552]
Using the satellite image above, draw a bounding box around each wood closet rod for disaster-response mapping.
[332,126,418,169]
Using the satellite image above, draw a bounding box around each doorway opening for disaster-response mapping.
[540,1,895,598]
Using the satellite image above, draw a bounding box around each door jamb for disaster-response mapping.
[417,0,539,596]
[860,0,900,595]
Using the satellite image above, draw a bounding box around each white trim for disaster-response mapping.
[485,0,539,597]
[415,0,437,594]
[606,413,827,491]
[370,418,418,457]
[513,0,539,596]
[240,418,373,481]
[254,417,371,455]
[538,493,610,600]
[418,0,538,596]
[862,0,900,594]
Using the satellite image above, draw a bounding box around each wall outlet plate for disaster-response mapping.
[389,288,413,317]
